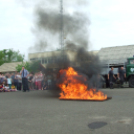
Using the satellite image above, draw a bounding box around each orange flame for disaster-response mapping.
[58,67,107,100]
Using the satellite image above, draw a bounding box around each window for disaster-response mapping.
[42,58,47,64]
[30,58,37,61]
[42,59,44,64]
[130,60,134,64]
[44,59,47,64]
[48,58,53,63]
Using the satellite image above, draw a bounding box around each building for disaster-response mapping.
[98,45,134,75]
[98,44,134,65]
[0,62,22,73]
[28,50,98,68]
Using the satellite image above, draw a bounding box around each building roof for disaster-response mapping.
[98,45,134,64]
[0,62,22,73]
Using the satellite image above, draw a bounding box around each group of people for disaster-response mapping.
[0,72,20,92]
[1,66,126,91]
[108,66,126,89]
[0,66,56,92]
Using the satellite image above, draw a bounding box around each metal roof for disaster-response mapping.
[0,62,22,73]
[98,45,134,64]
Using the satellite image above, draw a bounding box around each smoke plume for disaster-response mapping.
[34,8,89,50]
[22,0,102,96]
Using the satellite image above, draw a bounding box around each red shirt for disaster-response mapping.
[0,85,3,89]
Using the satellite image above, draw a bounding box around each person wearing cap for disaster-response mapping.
[20,66,29,92]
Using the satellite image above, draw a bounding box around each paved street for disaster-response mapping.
[0,88,134,134]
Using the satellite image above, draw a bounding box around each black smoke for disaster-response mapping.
[33,7,90,51]
[21,0,102,96]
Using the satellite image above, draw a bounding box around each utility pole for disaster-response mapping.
[60,0,64,51]
[60,0,65,68]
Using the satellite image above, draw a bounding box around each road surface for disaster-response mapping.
[0,88,134,134]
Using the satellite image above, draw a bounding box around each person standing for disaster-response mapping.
[38,72,43,90]
[117,66,126,88]
[34,73,38,90]
[0,74,4,84]
[7,74,12,89]
[17,72,22,91]
[20,66,29,92]
[28,73,33,90]
[108,67,116,89]
[11,73,15,85]
[14,72,18,90]
[47,73,52,89]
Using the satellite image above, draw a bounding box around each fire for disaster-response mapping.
[58,67,107,101]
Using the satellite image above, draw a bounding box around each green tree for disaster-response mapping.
[29,60,41,73]
[0,50,5,65]
[16,62,31,72]
[16,61,42,73]
[0,49,25,65]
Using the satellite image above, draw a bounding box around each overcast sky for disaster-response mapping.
[1,0,134,60]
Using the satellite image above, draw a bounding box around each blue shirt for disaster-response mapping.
[0,77,4,83]
[20,69,29,78]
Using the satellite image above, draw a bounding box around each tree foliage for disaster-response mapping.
[16,62,31,72]
[0,49,24,66]
[16,61,43,73]
[29,60,41,73]
[0,51,5,66]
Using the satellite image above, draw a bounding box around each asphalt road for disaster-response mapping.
[0,88,134,134]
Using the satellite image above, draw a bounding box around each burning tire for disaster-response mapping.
[129,76,134,88]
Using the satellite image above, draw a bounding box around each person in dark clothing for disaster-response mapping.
[118,66,126,87]
[28,73,33,90]
[108,67,116,89]
[0,74,4,84]
[14,72,18,90]
[11,73,15,84]
[42,80,48,90]
[17,72,22,91]
[20,66,29,92]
